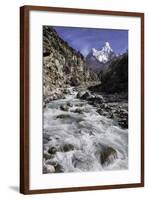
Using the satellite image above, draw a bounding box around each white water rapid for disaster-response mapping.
[43,87,128,173]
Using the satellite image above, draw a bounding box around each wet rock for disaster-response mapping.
[81,91,92,100]
[46,160,64,173]
[44,91,65,102]
[96,99,128,128]
[119,109,128,118]
[60,104,69,111]
[43,138,49,144]
[100,147,117,166]
[72,108,83,114]
[118,118,128,129]
[89,131,95,136]
[77,91,95,100]
[56,114,70,119]
[94,95,104,103]
[67,102,73,107]
[43,153,53,160]
[104,112,113,119]
[46,164,55,173]
[55,163,64,173]
[74,103,85,107]
[43,165,48,173]
[97,108,104,115]
[97,108,112,118]
[76,91,86,99]
[43,102,46,109]
[43,133,52,141]
[63,143,74,152]
[48,147,57,154]
[100,103,110,110]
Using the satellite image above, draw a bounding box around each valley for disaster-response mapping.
[43,26,128,173]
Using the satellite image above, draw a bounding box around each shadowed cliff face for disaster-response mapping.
[89,53,128,94]
[100,53,128,93]
[43,26,97,98]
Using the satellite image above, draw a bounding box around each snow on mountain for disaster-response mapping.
[91,42,114,63]
[86,42,116,72]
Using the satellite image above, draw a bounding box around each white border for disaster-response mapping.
[30,10,141,190]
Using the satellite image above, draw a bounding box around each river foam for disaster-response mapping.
[43,88,128,173]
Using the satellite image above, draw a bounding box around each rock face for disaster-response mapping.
[43,26,95,99]
[100,147,117,166]
[99,53,128,93]
[88,53,128,94]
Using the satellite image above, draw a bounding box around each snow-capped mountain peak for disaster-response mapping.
[86,42,117,72]
[91,42,114,63]
[102,42,113,53]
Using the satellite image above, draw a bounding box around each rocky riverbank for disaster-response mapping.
[76,89,128,129]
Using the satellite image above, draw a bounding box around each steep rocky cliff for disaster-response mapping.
[89,53,128,94]
[43,26,95,99]
[100,53,128,93]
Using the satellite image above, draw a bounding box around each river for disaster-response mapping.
[43,87,128,173]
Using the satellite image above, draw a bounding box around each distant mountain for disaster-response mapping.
[86,42,116,72]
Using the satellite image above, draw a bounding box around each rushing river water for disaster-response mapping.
[43,87,128,173]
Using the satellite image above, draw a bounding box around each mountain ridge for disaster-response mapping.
[89,52,128,94]
[86,42,116,72]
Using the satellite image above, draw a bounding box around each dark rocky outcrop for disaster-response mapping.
[48,147,57,154]
[100,53,128,93]
[60,104,69,111]
[56,114,71,119]
[89,53,128,94]
[62,144,75,152]
[45,160,64,173]
[100,147,117,166]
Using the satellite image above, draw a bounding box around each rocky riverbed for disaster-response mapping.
[43,86,128,173]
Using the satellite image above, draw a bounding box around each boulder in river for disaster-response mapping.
[72,108,84,114]
[60,104,69,111]
[77,91,95,100]
[46,160,64,173]
[67,102,73,107]
[46,164,55,173]
[43,138,49,144]
[43,164,55,173]
[43,153,53,160]
[55,163,64,173]
[76,91,86,99]
[94,94,104,103]
[100,147,117,166]
[56,114,71,119]
[48,146,57,154]
[62,143,75,152]
[81,91,92,100]
[118,118,128,129]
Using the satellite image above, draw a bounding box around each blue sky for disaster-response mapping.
[54,26,128,57]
